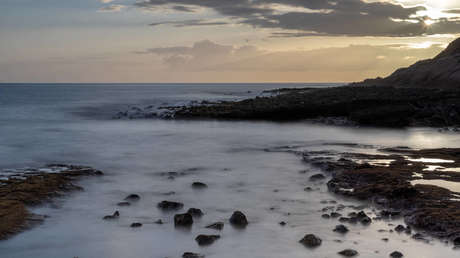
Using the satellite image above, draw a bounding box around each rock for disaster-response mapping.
[191,182,208,189]
[124,194,140,201]
[309,174,326,181]
[279,221,287,226]
[195,235,220,246]
[331,212,342,218]
[322,214,331,219]
[299,234,322,248]
[382,238,389,242]
[390,251,404,258]
[229,211,248,228]
[187,208,204,217]
[117,202,131,207]
[103,211,120,220]
[174,213,193,227]
[357,211,372,225]
[394,225,405,233]
[130,222,142,228]
[154,219,163,224]
[304,187,313,191]
[334,224,349,234]
[338,249,359,257]
[183,252,204,258]
[454,236,460,246]
[206,222,224,230]
[157,201,184,211]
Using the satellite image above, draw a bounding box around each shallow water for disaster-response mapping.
[1,84,460,258]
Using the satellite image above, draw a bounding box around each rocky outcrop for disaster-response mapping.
[352,38,460,88]
[0,164,103,240]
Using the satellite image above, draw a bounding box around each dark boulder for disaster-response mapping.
[192,182,208,189]
[183,253,204,258]
[174,213,193,227]
[195,235,220,246]
[229,211,248,228]
[130,222,142,228]
[334,224,349,234]
[338,249,358,257]
[157,201,184,211]
[394,225,405,233]
[390,251,404,258]
[299,234,322,248]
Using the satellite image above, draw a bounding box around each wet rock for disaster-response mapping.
[299,234,322,248]
[304,187,313,191]
[338,249,359,257]
[322,214,331,219]
[154,219,163,224]
[183,252,204,258]
[357,211,372,225]
[390,251,404,258]
[206,222,224,230]
[309,174,326,181]
[404,226,412,234]
[334,224,349,234]
[331,212,342,218]
[229,211,248,228]
[117,202,131,207]
[124,194,140,201]
[187,208,204,217]
[394,225,405,233]
[191,182,208,189]
[195,235,220,246]
[174,213,193,227]
[453,236,460,246]
[157,201,184,211]
[382,238,389,242]
[279,221,287,226]
[103,211,120,220]
[130,222,142,228]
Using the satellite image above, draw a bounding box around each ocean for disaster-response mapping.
[0,83,459,258]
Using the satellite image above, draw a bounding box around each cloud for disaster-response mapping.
[99,4,126,12]
[100,0,115,3]
[135,40,444,82]
[133,0,460,37]
[149,19,229,27]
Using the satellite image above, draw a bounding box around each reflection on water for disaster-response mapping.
[1,84,460,258]
[408,158,455,163]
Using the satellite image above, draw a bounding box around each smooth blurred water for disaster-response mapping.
[1,84,460,258]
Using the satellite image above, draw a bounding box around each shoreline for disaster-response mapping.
[0,164,103,240]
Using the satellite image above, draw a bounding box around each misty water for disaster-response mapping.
[1,84,460,258]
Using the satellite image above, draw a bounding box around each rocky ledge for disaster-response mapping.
[303,147,460,242]
[174,86,460,127]
[0,164,103,240]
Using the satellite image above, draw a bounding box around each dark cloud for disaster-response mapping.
[134,0,460,36]
[149,19,229,27]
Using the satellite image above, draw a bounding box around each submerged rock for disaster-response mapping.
[338,249,358,257]
[130,222,142,228]
[195,235,220,246]
[103,211,120,220]
[309,174,326,181]
[229,211,248,228]
[187,208,204,217]
[191,182,208,189]
[174,213,193,227]
[334,224,349,234]
[299,234,322,248]
[183,253,204,258]
[206,222,224,230]
[117,202,131,207]
[124,194,140,201]
[157,201,184,211]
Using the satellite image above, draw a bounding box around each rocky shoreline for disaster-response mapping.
[172,86,460,128]
[299,145,460,244]
[0,164,103,240]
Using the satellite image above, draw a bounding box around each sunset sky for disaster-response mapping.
[1,0,460,83]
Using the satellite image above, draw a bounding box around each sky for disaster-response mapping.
[1,0,460,83]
